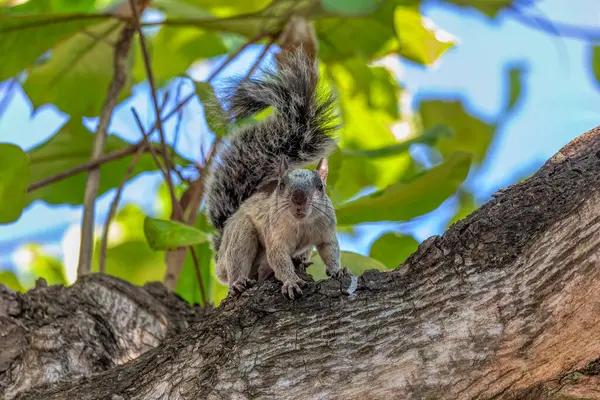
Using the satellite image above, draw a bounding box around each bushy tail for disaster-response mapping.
[204,47,339,250]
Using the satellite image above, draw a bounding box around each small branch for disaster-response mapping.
[98,93,171,273]
[245,38,275,80]
[171,80,185,162]
[77,23,136,277]
[132,109,207,305]
[130,0,179,219]
[206,31,271,83]
[508,6,600,41]
[98,142,146,273]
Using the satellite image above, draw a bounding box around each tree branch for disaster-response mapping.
[6,125,600,399]
[508,5,600,41]
[129,0,179,219]
[98,142,145,273]
[77,23,136,277]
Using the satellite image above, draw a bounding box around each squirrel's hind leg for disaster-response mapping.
[217,212,258,294]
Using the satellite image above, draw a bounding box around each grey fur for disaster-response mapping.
[204,48,347,298]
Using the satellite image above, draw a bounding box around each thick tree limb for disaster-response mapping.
[5,125,600,399]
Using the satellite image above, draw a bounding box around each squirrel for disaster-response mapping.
[204,47,349,299]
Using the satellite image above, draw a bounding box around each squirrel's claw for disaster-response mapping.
[327,266,351,279]
[282,278,307,299]
[231,278,256,294]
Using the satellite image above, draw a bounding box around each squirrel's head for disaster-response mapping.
[276,157,329,220]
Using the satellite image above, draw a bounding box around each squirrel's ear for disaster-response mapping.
[316,158,328,183]
[278,156,289,178]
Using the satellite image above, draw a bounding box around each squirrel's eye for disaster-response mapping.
[317,181,324,191]
[279,181,285,190]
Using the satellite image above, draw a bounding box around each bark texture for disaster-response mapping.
[3,126,600,399]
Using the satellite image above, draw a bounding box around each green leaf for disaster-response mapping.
[444,0,513,18]
[26,120,189,206]
[592,46,600,86]
[320,0,384,16]
[0,270,24,292]
[22,19,132,117]
[307,250,387,281]
[335,152,472,225]
[419,100,496,163]
[393,6,455,65]
[0,143,29,224]
[369,232,418,269]
[194,81,228,137]
[132,26,227,87]
[0,13,109,80]
[174,0,272,17]
[324,58,419,204]
[504,63,526,114]
[316,3,397,61]
[144,217,210,251]
[1,0,101,13]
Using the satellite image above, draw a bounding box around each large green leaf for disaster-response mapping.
[26,120,189,206]
[144,217,210,250]
[335,152,472,225]
[1,0,101,13]
[307,250,387,281]
[22,19,132,117]
[132,26,227,87]
[419,100,495,163]
[394,6,455,65]
[320,0,384,16]
[0,13,109,80]
[0,143,29,224]
[369,231,418,269]
[315,2,396,61]
[174,0,272,17]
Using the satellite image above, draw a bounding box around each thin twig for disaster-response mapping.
[132,109,207,305]
[130,0,208,302]
[98,142,146,272]
[98,93,171,273]
[129,0,179,218]
[77,23,136,277]
[171,80,185,162]
[245,38,275,80]
[206,31,271,83]
[508,6,600,41]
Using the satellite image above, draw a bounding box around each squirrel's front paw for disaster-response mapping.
[281,278,307,299]
[326,266,351,279]
[231,277,256,294]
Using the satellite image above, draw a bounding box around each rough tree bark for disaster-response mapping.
[3,125,600,400]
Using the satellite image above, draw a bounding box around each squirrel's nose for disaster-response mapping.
[291,190,308,206]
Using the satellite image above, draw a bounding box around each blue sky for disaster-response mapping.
[0,0,599,275]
